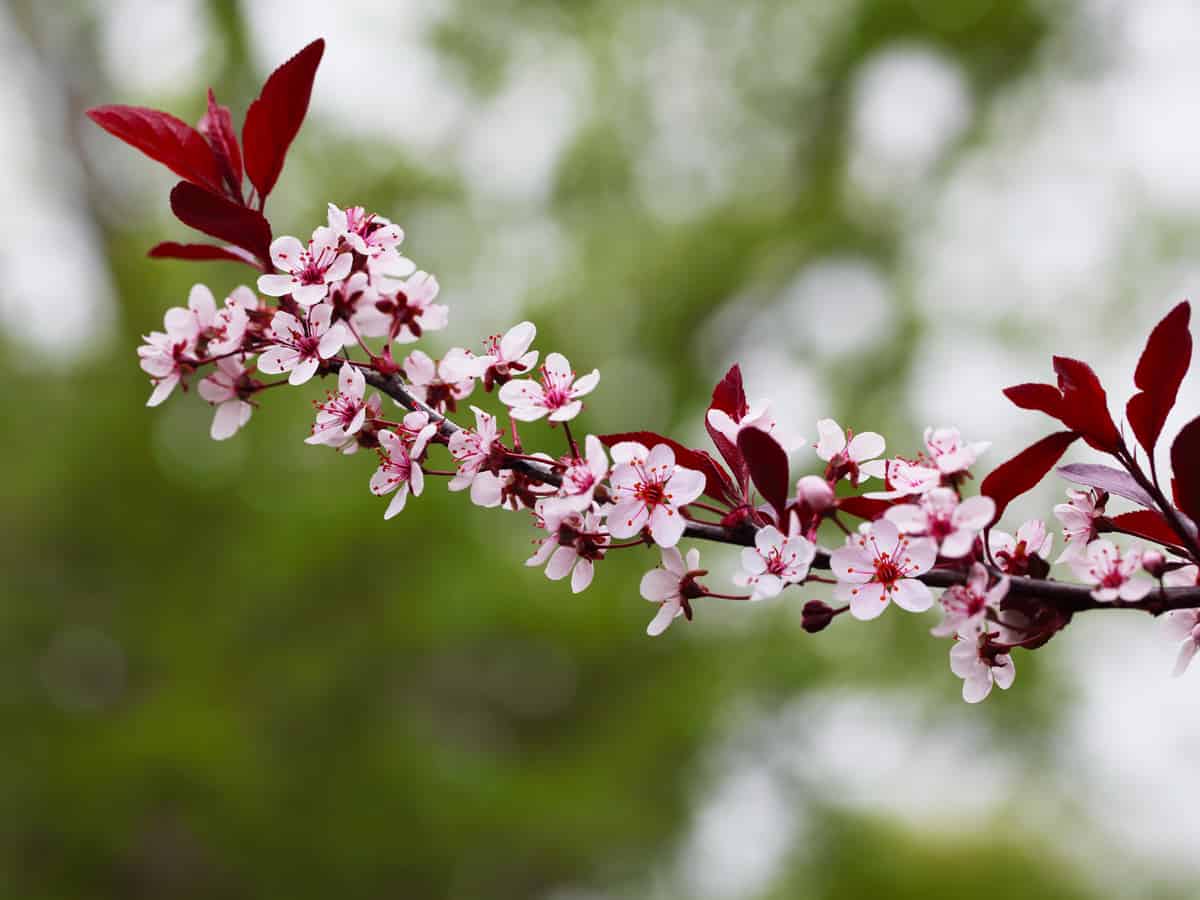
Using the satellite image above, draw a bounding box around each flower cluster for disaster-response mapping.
[100,37,1200,708]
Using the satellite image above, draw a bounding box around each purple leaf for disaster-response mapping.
[1057,463,1155,509]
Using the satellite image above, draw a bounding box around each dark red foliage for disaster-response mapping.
[200,89,244,198]
[147,241,261,269]
[1127,302,1192,457]
[1171,416,1200,521]
[242,38,325,202]
[706,365,750,490]
[169,183,272,267]
[737,428,789,520]
[1052,356,1122,452]
[597,431,738,506]
[1105,510,1187,549]
[86,105,224,194]
[1003,383,1064,419]
[836,496,896,521]
[981,431,1080,524]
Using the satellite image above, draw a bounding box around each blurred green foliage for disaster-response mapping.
[0,0,1140,897]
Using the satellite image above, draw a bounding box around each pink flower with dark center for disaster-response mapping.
[732,525,816,600]
[370,425,433,520]
[831,519,937,620]
[527,503,609,594]
[950,634,1015,703]
[197,356,254,440]
[469,464,557,511]
[707,400,777,445]
[306,362,369,448]
[358,271,448,344]
[1068,539,1151,602]
[815,418,885,484]
[862,457,942,500]
[404,349,474,413]
[257,303,347,386]
[448,406,503,491]
[327,203,404,258]
[885,487,995,558]
[327,271,375,323]
[607,442,706,548]
[640,546,706,636]
[553,434,609,512]
[138,303,199,406]
[1163,607,1200,676]
[923,426,990,476]
[498,352,599,423]
[258,228,354,307]
[1054,489,1106,563]
[931,563,1009,638]
[185,284,254,356]
[475,321,539,390]
[989,520,1053,575]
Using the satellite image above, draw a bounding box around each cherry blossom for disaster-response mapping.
[885,488,995,558]
[950,634,1015,703]
[1068,539,1152,602]
[326,203,404,258]
[814,418,885,484]
[552,434,609,512]
[257,228,353,307]
[862,458,941,499]
[1163,608,1200,676]
[989,520,1053,575]
[732,525,816,600]
[370,426,432,519]
[932,563,1009,638]
[498,352,600,423]
[707,400,777,445]
[197,356,254,440]
[526,503,609,593]
[830,519,937,620]
[327,271,375,323]
[404,349,475,413]
[358,271,448,344]
[1054,489,1105,562]
[185,284,254,356]
[923,426,989,476]
[469,465,555,511]
[306,362,369,448]
[1164,564,1200,588]
[258,303,347,386]
[474,321,539,390]
[640,546,704,636]
[137,305,198,406]
[607,442,706,547]
[794,475,836,512]
[448,406,503,491]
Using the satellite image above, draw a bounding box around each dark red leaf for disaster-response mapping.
[169,182,272,266]
[709,365,748,419]
[242,38,325,202]
[1053,356,1122,452]
[1127,302,1192,457]
[1003,382,1064,420]
[1170,416,1200,520]
[598,431,737,505]
[199,89,244,199]
[836,496,896,521]
[1105,510,1186,549]
[148,241,262,269]
[981,431,1079,524]
[87,105,222,193]
[737,428,790,520]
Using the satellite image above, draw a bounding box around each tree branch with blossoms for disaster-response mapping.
[91,37,1200,705]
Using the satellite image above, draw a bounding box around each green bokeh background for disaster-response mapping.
[1,1,1195,898]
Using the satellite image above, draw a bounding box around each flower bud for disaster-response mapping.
[801,600,836,633]
[1141,549,1168,578]
[796,475,836,512]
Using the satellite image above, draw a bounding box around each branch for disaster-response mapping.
[357,368,1200,617]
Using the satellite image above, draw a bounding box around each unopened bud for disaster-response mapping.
[1141,549,1168,578]
[796,475,836,512]
[802,600,836,634]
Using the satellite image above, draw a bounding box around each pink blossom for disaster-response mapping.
[1054,489,1105,562]
[197,356,254,440]
[326,203,404,258]
[468,464,555,511]
[885,488,995,558]
[475,321,539,390]
[732,525,816,600]
[1068,539,1152,602]
[327,271,375,323]
[306,362,368,448]
[814,418,885,484]
[358,271,448,344]
[989,520,1053,575]
[498,352,599,423]
[950,634,1015,703]
[448,406,503,491]
[404,349,474,413]
[795,475,836,512]
[1164,564,1200,588]
[640,546,703,636]
[707,400,777,445]
[923,426,989,476]
[137,304,198,406]
[257,303,347,386]
[370,425,433,519]
[932,563,1009,638]
[553,434,609,512]
[526,503,609,593]
[185,284,254,356]
[1163,608,1200,676]
[862,458,942,499]
[258,228,353,307]
[830,518,937,620]
[607,442,706,547]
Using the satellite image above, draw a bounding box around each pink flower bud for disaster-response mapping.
[1142,549,1168,578]
[796,475,836,511]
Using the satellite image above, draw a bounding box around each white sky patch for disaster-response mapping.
[98,0,208,96]
[779,257,895,358]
